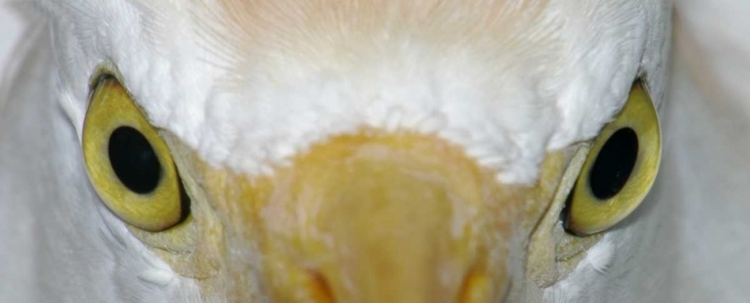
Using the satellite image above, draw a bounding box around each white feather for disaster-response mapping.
[29,0,669,185]
[585,236,614,274]
[4,0,750,302]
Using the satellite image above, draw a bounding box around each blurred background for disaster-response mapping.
[0,3,23,76]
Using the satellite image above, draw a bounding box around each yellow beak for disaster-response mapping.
[197,132,550,303]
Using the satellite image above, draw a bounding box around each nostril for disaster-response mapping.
[458,270,491,303]
[307,271,336,303]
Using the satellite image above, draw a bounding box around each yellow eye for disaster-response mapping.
[82,76,187,232]
[564,80,661,236]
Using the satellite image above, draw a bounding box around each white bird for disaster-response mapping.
[0,0,747,302]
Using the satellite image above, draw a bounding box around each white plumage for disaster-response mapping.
[0,0,748,302]
[27,0,668,184]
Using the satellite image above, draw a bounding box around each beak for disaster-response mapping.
[201,132,536,303]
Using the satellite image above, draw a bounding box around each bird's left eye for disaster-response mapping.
[564,80,662,236]
[82,76,188,232]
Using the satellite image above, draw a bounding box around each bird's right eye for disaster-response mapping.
[82,75,188,232]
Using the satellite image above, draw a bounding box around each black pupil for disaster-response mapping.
[108,126,162,194]
[589,127,639,200]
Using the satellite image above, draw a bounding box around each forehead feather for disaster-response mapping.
[39,0,669,184]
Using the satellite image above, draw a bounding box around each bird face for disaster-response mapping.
[176,129,561,302]
[39,0,670,301]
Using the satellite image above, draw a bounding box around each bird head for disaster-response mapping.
[39,0,670,301]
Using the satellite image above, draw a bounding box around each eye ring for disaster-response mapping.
[564,80,662,236]
[82,76,186,232]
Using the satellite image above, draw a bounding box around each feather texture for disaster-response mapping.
[29,0,668,184]
[4,0,748,302]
